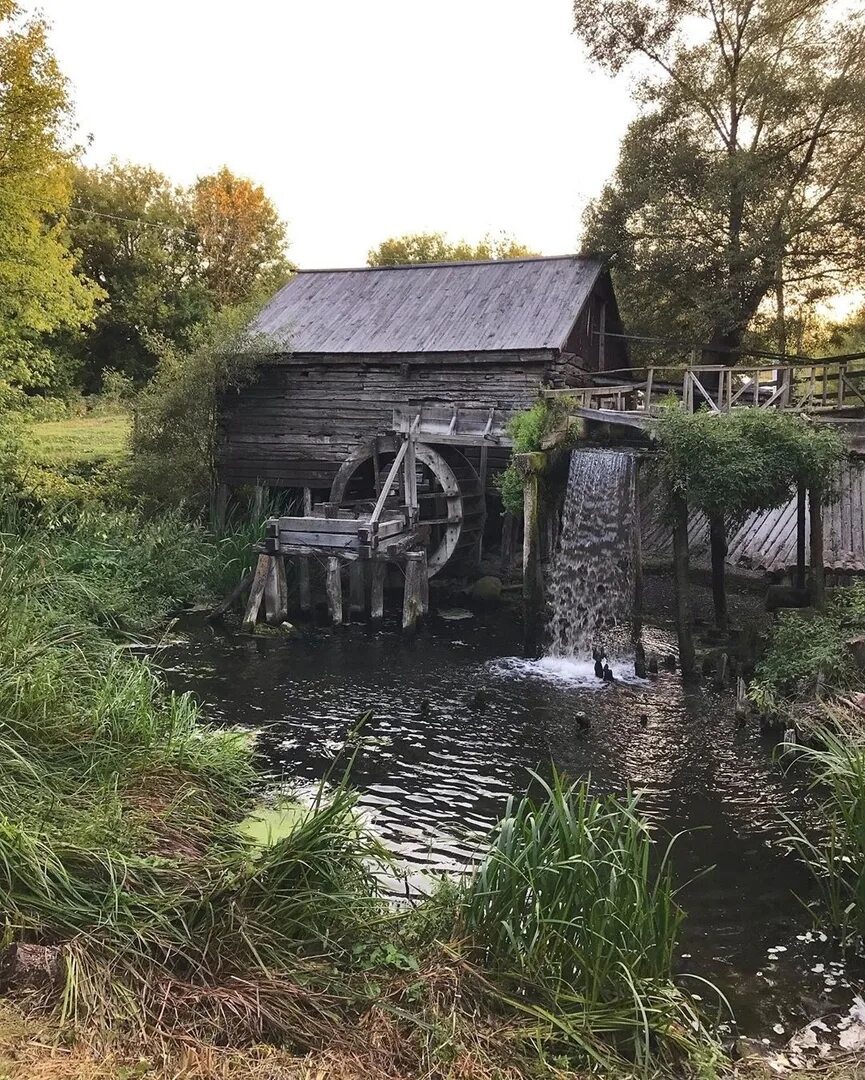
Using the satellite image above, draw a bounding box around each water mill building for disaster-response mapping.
[217,254,629,577]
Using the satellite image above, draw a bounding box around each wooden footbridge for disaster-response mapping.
[542,361,865,434]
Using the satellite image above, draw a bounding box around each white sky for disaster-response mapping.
[35,0,636,268]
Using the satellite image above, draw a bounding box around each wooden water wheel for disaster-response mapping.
[329,436,485,576]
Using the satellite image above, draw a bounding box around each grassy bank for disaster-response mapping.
[0,509,726,1078]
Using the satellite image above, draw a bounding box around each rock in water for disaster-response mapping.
[471,576,503,603]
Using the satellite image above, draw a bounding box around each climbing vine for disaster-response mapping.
[656,405,846,525]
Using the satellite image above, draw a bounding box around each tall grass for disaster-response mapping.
[462,773,726,1073]
[783,705,865,944]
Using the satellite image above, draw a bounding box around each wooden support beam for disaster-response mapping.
[326,557,343,625]
[501,511,515,578]
[208,568,254,622]
[631,461,646,678]
[476,444,489,564]
[671,494,696,679]
[252,483,265,520]
[349,561,366,616]
[299,487,312,613]
[242,554,270,632]
[419,548,429,614]
[809,487,826,609]
[402,551,425,632]
[522,472,544,658]
[264,555,280,625]
[370,560,386,622]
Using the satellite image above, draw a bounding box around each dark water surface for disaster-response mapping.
[155,608,859,1040]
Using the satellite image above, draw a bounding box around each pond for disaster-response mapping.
[155,595,859,1043]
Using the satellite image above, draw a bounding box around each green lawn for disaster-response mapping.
[25,414,131,467]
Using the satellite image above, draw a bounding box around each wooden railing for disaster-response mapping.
[542,362,865,416]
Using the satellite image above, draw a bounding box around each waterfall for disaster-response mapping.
[546,449,636,660]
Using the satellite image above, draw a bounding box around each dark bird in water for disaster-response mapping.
[469,688,487,712]
[575,711,590,730]
[594,657,605,679]
[639,713,649,727]
[662,654,677,672]
[602,663,615,683]
[647,656,659,675]
[419,698,430,718]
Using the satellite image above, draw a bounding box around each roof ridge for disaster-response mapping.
[296,253,592,274]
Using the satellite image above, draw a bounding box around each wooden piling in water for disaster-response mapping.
[265,555,288,626]
[671,493,697,679]
[522,465,545,658]
[631,460,646,678]
[326,557,343,625]
[402,551,425,631]
[349,561,366,616]
[370,560,386,622]
[242,554,271,632]
[298,487,312,613]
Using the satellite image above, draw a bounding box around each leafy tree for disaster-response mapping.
[0,1,101,400]
[577,0,865,359]
[368,231,537,266]
[192,166,291,308]
[657,407,845,633]
[66,161,212,389]
[129,306,270,511]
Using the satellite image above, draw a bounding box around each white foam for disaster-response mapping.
[489,655,645,688]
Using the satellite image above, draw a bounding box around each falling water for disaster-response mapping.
[546,449,636,659]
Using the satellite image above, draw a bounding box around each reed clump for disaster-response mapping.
[461,774,724,1074]
[782,703,865,945]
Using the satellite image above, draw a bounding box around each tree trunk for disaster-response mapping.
[708,513,729,634]
[809,487,826,610]
[671,494,697,679]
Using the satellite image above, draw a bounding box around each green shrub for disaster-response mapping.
[750,582,865,712]
[497,395,577,515]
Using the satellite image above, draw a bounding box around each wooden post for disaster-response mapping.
[299,487,312,613]
[242,554,270,632]
[264,555,279,625]
[708,512,729,633]
[349,561,366,617]
[796,480,807,591]
[476,444,488,564]
[252,483,265,520]
[671,494,697,679]
[370,560,386,622]
[522,468,545,658]
[275,555,288,623]
[403,434,418,524]
[419,548,429,614]
[598,301,606,369]
[809,486,826,609]
[402,551,424,632]
[214,482,229,534]
[631,461,646,678]
[501,511,515,578]
[326,557,344,625]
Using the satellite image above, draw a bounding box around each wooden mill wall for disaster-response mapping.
[218,348,575,490]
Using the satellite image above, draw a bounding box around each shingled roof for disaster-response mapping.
[251,255,604,354]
